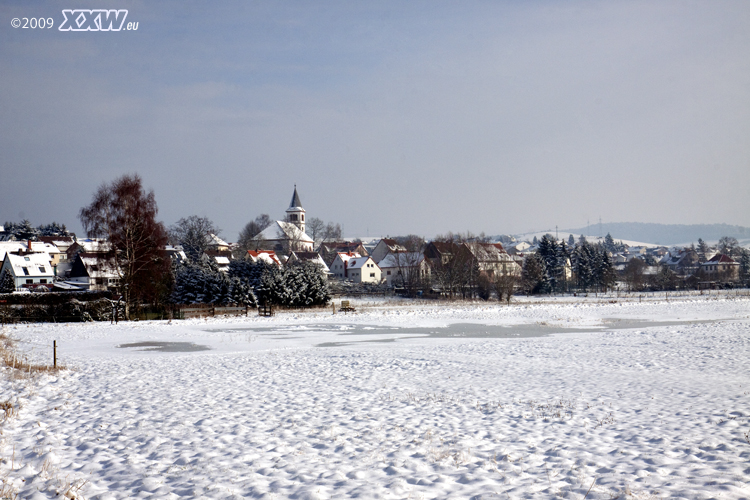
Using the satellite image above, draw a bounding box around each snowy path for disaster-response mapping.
[1,297,749,499]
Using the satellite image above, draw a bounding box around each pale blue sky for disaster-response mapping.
[2,1,749,240]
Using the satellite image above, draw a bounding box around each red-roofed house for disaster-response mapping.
[700,254,739,281]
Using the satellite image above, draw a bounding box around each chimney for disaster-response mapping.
[27,239,32,251]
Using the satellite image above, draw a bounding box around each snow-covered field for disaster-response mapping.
[2,295,750,499]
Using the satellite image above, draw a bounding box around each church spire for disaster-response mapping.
[289,184,303,209]
[285,185,306,232]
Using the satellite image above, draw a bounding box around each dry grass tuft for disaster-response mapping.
[0,331,66,375]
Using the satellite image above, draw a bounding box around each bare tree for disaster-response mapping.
[306,217,326,245]
[391,236,428,296]
[494,271,518,305]
[623,258,646,291]
[718,236,740,257]
[169,215,221,261]
[323,222,342,242]
[79,174,169,319]
[237,214,272,255]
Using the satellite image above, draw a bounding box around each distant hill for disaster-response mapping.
[563,223,750,246]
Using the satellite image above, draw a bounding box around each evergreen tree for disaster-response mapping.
[604,233,616,254]
[572,241,595,291]
[556,240,570,292]
[537,234,560,292]
[521,253,548,294]
[38,222,71,237]
[568,234,575,247]
[597,249,617,291]
[738,249,750,284]
[14,219,38,240]
[0,271,15,293]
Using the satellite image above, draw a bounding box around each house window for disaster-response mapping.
[26,279,33,284]
[39,266,46,273]
[22,267,29,275]
[387,271,391,275]
[370,273,375,277]
[40,279,47,284]
[24,257,30,261]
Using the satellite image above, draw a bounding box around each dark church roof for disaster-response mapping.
[289,186,303,209]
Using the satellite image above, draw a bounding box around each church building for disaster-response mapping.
[255,186,315,254]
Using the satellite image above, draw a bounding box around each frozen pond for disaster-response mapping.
[116,341,212,352]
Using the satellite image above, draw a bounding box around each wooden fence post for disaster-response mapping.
[53,340,57,368]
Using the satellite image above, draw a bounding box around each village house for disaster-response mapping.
[329,252,360,280]
[344,255,382,284]
[319,241,369,266]
[377,252,430,287]
[330,252,381,282]
[700,254,739,281]
[68,253,121,291]
[370,238,406,264]
[463,242,521,278]
[0,250,56,291]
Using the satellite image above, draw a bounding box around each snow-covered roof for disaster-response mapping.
[257,221,314,244]
[704,254,737,264]
[52,281,86,291]
[76,239,111,253]
[0,241,58,262]
[347,256,377,270]
[208,234,229,248]
[289,252,330,273]
[247,250,282,266]
[464,242,512,262]
[376,239,406,252]
[377,252,425,269]
[214,256,230,265]
[334,252,361,264]
[3,252,55,278]
[78,254,120,279]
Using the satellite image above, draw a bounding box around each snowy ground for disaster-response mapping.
[2,294,750,499]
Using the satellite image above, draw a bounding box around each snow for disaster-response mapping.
[2,294,750,499]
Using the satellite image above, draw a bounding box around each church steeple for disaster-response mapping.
[285,185,306,233]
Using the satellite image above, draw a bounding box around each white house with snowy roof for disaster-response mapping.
[68,253,121,291]
[1,251,56,291]
[377,252,431,287]
[255,187,315,253]
[329,252,381,283]
[346,255,381,283]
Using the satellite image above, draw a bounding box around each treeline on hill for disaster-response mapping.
[171,258,330,308]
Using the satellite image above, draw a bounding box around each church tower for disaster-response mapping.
[285,185,306,233]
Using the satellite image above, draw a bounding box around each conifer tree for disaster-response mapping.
[0,271,15,293]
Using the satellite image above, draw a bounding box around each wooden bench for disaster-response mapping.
[258,304,274,317]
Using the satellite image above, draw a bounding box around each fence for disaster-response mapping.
[179,305,253,319]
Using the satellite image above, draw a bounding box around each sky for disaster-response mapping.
[1,0,749,241]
